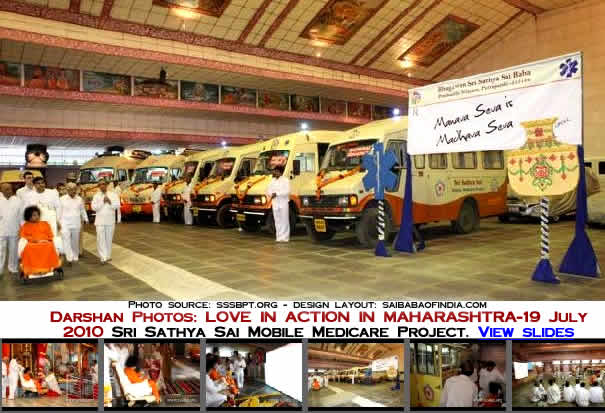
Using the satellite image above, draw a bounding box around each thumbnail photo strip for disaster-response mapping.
[3,339,605,411]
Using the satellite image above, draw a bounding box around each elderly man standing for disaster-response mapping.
[151,182,162,224]
[0,183,22,276]
[182,174,193,226]
[16,171,35,200]
[92,181,119,264]
[59,183,88,265]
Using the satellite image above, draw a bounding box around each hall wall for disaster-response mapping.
[449,0,605,156]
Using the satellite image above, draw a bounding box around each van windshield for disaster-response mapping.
[321,139,377,171]
[253,150,289,175]
[211,158,236,178]
[79,167,114,184]
[133,167,168,184]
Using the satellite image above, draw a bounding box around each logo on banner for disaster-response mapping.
[434,180,446,197]
[559,58,578,78]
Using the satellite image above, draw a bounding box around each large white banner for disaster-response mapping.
[408,52,582,154]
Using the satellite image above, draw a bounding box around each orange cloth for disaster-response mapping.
[312,379,320,390]
[23,373,43,394]
[20,221,60,274]
[124,367,160,402]
[209,368,221,381]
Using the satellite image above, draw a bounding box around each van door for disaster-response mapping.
[385,139,406,226]
[427,153,449,221]
[411,154,431,224]
[291,143,318,201]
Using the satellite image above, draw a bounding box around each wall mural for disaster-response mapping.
[134,77,178,99]
[399,15,479,67]
[291,95,320,113]
[258,91,289,111]
[221,86,257,106]
[301,0,387,45]
[0,61,21,86]
[181,81,219,103]
[152,0,231,17]
[321,98,347,116]
[347,101,371,119]
[83,71,131,95]
[24,65,79,91]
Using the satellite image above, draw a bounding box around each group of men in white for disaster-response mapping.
[440,360,506,408]
[531,377,605,407]
[1,354,63,400]
[0,171,122,276]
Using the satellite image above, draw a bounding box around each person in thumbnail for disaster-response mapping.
[232,351,246,389]
[182,174,193,226]
[266,165,291,242]
[0,182,23,275]
[123,355,160,404]
[59,183,88,265]
[20,206,61,274]
[576,382,590,407]
[16,171,35,200]
[440,360,477,408]
[547,378,561,404]
[56,182,67,197]
[21,367,40,395]
[91,181,119,264]
[563,381,576,403]
[206,355,228,407]
[530,381,544,402]
[2,355,8,400]
[478,360,505,393]
[8,356,23,399]
[151,182,162,224]
[575,378,582,393]
[91,360,98,385]
[589,381,604,403]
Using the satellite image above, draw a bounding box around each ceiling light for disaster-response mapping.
[221,140,227,147]
[400,59,413,69]
[300,122,309,131]
[172,8,198,19]
[315,52,322,57]
[393,108,401,116]
[407,73,412,77]
[310,40,329,48]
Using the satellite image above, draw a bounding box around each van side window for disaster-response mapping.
[317,143,330,165]
[599,162,605,175]
[482,151,504,169]
[429,154,447,169]
[237,158,256,180]
[414,155,425,169]
[201,162,213,181]
[452,152,477,169]
[127,169,135,180]
[585,162,592,168]
[117,169,127,182]
[386,140,406,191]
[295,153,315,173]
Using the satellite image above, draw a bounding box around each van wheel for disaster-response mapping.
[216,204,235,228]
[267,207,297,236]
[304,221,335,242]
[356,207,391,248]
[454,199,479,234]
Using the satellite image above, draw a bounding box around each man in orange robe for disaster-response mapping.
[20,206,60,274]
[124,356,160,403]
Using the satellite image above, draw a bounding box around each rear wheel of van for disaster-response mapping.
[453,199,479,234]
[216,204,235,228]
[356,207,391,248]
[304,220,335,242]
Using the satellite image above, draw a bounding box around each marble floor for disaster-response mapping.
[1,217,604,300]
[308,381,403,408]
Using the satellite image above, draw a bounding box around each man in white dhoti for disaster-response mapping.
[59,183,88,265]
[0,183,22,275]
[232,351,246,389]
[266,166,290,242]
[183,174,193,226]
[16,171,34,200]
[576,382,590,407]
[2,355,8,400]
[8,357,23,400]
[589,381,604,403]
[92,181,119,264]
[151,183,162,224]
[546,379,561,404]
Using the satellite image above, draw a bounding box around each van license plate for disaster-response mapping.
[192,208,199,217]
[236,213,246,222]
[133,205,141,213]
[314,219,327,233]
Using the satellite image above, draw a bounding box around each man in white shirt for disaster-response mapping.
[576,382,590,407]
[91,181,119,264]
[8,357,23,400]
[151,183,162,224]
[0,183,23,275]
[2,355,8,400]
[23,177,62,252]
[182,174,193,226]
[530,381,543,402]
[479,361,505,393]
[440,360,477,408]
[16,171,34,200]
[563,381,576,403]
[589,381,604,403]
[266,165,291,242]
[59,183,89,265]
[232,351,246,389]
[546,379,561,404]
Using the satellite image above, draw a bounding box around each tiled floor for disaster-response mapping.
[1,217,604,300]
[309,381,403,408]
[513,373,605,408]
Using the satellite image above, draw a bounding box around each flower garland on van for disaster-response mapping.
[315,166,362,200]
[235,176,267,201]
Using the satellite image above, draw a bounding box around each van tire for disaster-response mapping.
[267,207,297,237]
[356,207,391,248]
[304,220,335,242]
[216,203,235,228]
[454,199,479,234]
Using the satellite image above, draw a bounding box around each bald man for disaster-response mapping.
[59,183,88,265]
[0,183,23,275]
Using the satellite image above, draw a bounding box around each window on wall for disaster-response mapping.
[452,152,477,169]
[414,155,425,169]
[482,151,504,169]
[429,153,447,169]
[295,152,315,173]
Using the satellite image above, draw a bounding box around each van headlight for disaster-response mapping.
[338,195,358,207]
[253,196,267,205]
[302,197,310,207]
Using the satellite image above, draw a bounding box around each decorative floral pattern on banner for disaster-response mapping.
[291,95,319,113]
[507,117,579,196]
[134,77,178,99]
[221,86,257,106]
[321,98,346,115]
[181,81,218,103]
[83,71,131,95]
[24,65,79,91]
[258,91,289,110]
[0,61,21,86]
[347,101,371,119]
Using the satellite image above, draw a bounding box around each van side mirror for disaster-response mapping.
[293,160,301,176]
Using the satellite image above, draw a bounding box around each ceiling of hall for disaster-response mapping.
[6,0,587,86]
